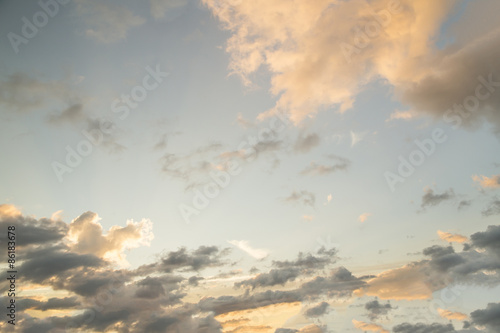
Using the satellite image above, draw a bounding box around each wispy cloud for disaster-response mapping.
[228,240,269,260]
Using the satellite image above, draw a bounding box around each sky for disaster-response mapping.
[0,0,500,332]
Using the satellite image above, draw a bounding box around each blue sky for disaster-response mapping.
[1,0,500,332]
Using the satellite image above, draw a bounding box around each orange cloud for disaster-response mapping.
[355,263,434,300]
[358,213,371,223]
[352,319,389,333]
[472,174,500,189]
[437,230,467,243]
[437,308,468,321]
[216,302,302,333]
[202,0,453,124]
[0,204,21,218]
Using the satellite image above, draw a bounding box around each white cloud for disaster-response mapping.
[228,240,269,259]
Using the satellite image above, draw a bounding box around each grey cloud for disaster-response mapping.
[236,248,337,289]
[9,296,80,312]
[139,245,230,274]
[0,73,72,113]
[482,199,500,217]
[364,299,394,320]
[285,190,316,207]
[420,189,455,210]
[300,267,366,299]
[305,302,330,318]
[198,289,302,315]
[458,200,472,210]
[19,249,104,285]
[47,103,86,125]
[235,267,301,289]
[470,302,500,332]
[300,155,350,176]
[393,322,456,333]
[0,213,68,248]
[399,29,500,134]
[294,133,320,153]
[470,225,500,256]
[160,143,223,187]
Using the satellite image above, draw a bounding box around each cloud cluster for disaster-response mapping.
[3,205,500,332]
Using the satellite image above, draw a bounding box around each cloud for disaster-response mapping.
[473,174,500,189]
[236,113,256,129]
[235,248,337,289]
[352,319,389,333]
[438,231,468,243]
[458,200,472,210]
[47,103,86,125]
[300,155,350,176]
[482,199,500,217]
[6,205,500,333]
[420,189,455,210]
[235,267,301,289]
[0,205,68,247]
[75,0,146,43]
[160,142,224,188]
[304,302,330,318]
[359,213,371,223]
[350,131,367,147]
[294,133,320,153]
[67,211,154,263]
[470,225,500,256]
[285,190,316,207]
[470,303,500,332]
[365,299,394,321]
[0,73,82,113]
[204,0,487,126]
[438,308,468,321]
[392,323,456,333]
[228,240,269,260]
[143,245,231,273]
[150,0,190,19]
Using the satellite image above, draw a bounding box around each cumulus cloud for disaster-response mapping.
[67,211,154,264]
[202,0,500,135]
[4,205,500,333]
[470,303,500,332]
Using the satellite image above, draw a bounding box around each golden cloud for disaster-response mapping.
[437,230,468,243]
